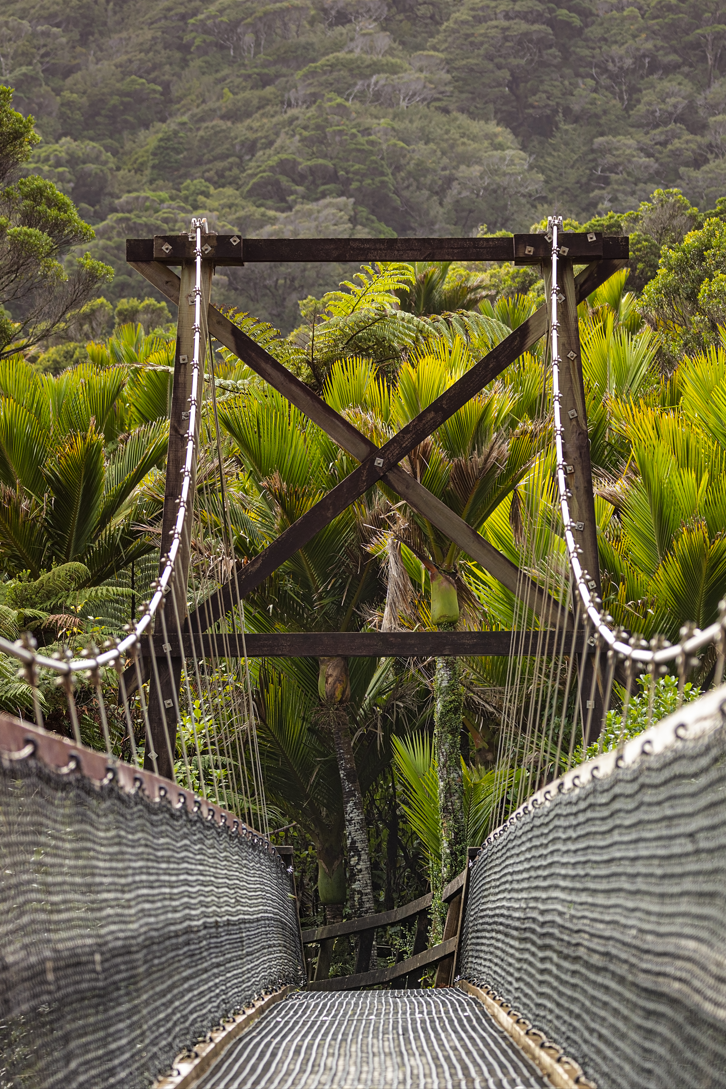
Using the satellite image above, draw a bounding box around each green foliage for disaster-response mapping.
[0,353,167,586]
[391,732,517,878]
[2,0,724,328]
[0,652,46,716]
[0,85,38,184]
[640,218,726,361]
[578,675,702,763]
[114,297,171,333]
[623,189,702,292]
[291,262,430,385]
[0,86,113,355]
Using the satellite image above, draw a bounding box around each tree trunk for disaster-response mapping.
[384,770,398,912]
[318,656,376,969]
[432,592,466,946]
[430,571,466,882]
[434,646,466,886]
[317,842,345,907]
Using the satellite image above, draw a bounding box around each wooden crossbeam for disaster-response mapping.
[126,233,629,266]
[145,630,590,658]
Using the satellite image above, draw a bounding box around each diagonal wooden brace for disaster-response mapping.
[130,258,625,636]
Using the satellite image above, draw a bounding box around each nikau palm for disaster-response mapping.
[0,355,168,584]
[217,379,387,937]
[314,344,542,911]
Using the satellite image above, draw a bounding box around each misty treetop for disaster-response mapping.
[1,0,725,328]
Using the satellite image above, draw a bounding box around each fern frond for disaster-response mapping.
[322,263,416,317]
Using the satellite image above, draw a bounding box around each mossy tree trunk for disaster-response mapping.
[431,571,466,940]
[434,646,466,885]
[318,656,376,967]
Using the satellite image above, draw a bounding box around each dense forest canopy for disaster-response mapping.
[2,0,726,327]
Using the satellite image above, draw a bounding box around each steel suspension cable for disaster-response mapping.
[548,215,726,670]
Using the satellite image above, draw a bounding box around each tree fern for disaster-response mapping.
[321,263,415,317]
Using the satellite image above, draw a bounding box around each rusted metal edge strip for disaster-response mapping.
[0,713,267,843]
[306,936,458,992]
[456,980,596,1089]
[153,986,295,1089]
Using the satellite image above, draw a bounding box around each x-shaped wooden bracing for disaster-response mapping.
[131,256,626,637]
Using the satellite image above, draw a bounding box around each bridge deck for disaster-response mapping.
[196,990,549,1089]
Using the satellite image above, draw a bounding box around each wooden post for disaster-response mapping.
[434,847,478,987]
[434,889,462,987]
[405,910,430,989]
[314,937,335,982]
[276,845,306,978]
[557,259,603,745]
[145,256,212,779]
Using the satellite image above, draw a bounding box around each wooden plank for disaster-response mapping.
[571,256,628,299]
[129,234,628,266]
[148,630,589,658]
[441,869,466,902]
[437,846,478,986]
[302,891,433,943]
[558,260,601,597]
[305,937,458,992]
[243,237,517,263]
[559,259,604,745]
[514,232,603,265]
[451,845,479,982]
[154,233,242,266]
[435,890,462,987]
[602,236,629,261]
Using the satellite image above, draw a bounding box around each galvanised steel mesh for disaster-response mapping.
[458,687,726,1089]
[0,740,305,1089]
[195,990,550,1089]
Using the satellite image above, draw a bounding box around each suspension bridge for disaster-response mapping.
[1,220,726,1089]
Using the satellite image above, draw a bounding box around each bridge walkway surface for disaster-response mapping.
[195,990,548,1089]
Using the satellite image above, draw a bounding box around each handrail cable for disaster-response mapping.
[549,215,726,668]
[0,218,209,680]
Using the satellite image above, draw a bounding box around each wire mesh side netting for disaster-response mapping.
[0,718,306,1089]
[458,684,726,1089]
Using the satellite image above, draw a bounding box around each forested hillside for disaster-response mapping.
[3,0,726,328]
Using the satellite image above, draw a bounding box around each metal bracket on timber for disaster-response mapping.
[126,233,628,664]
